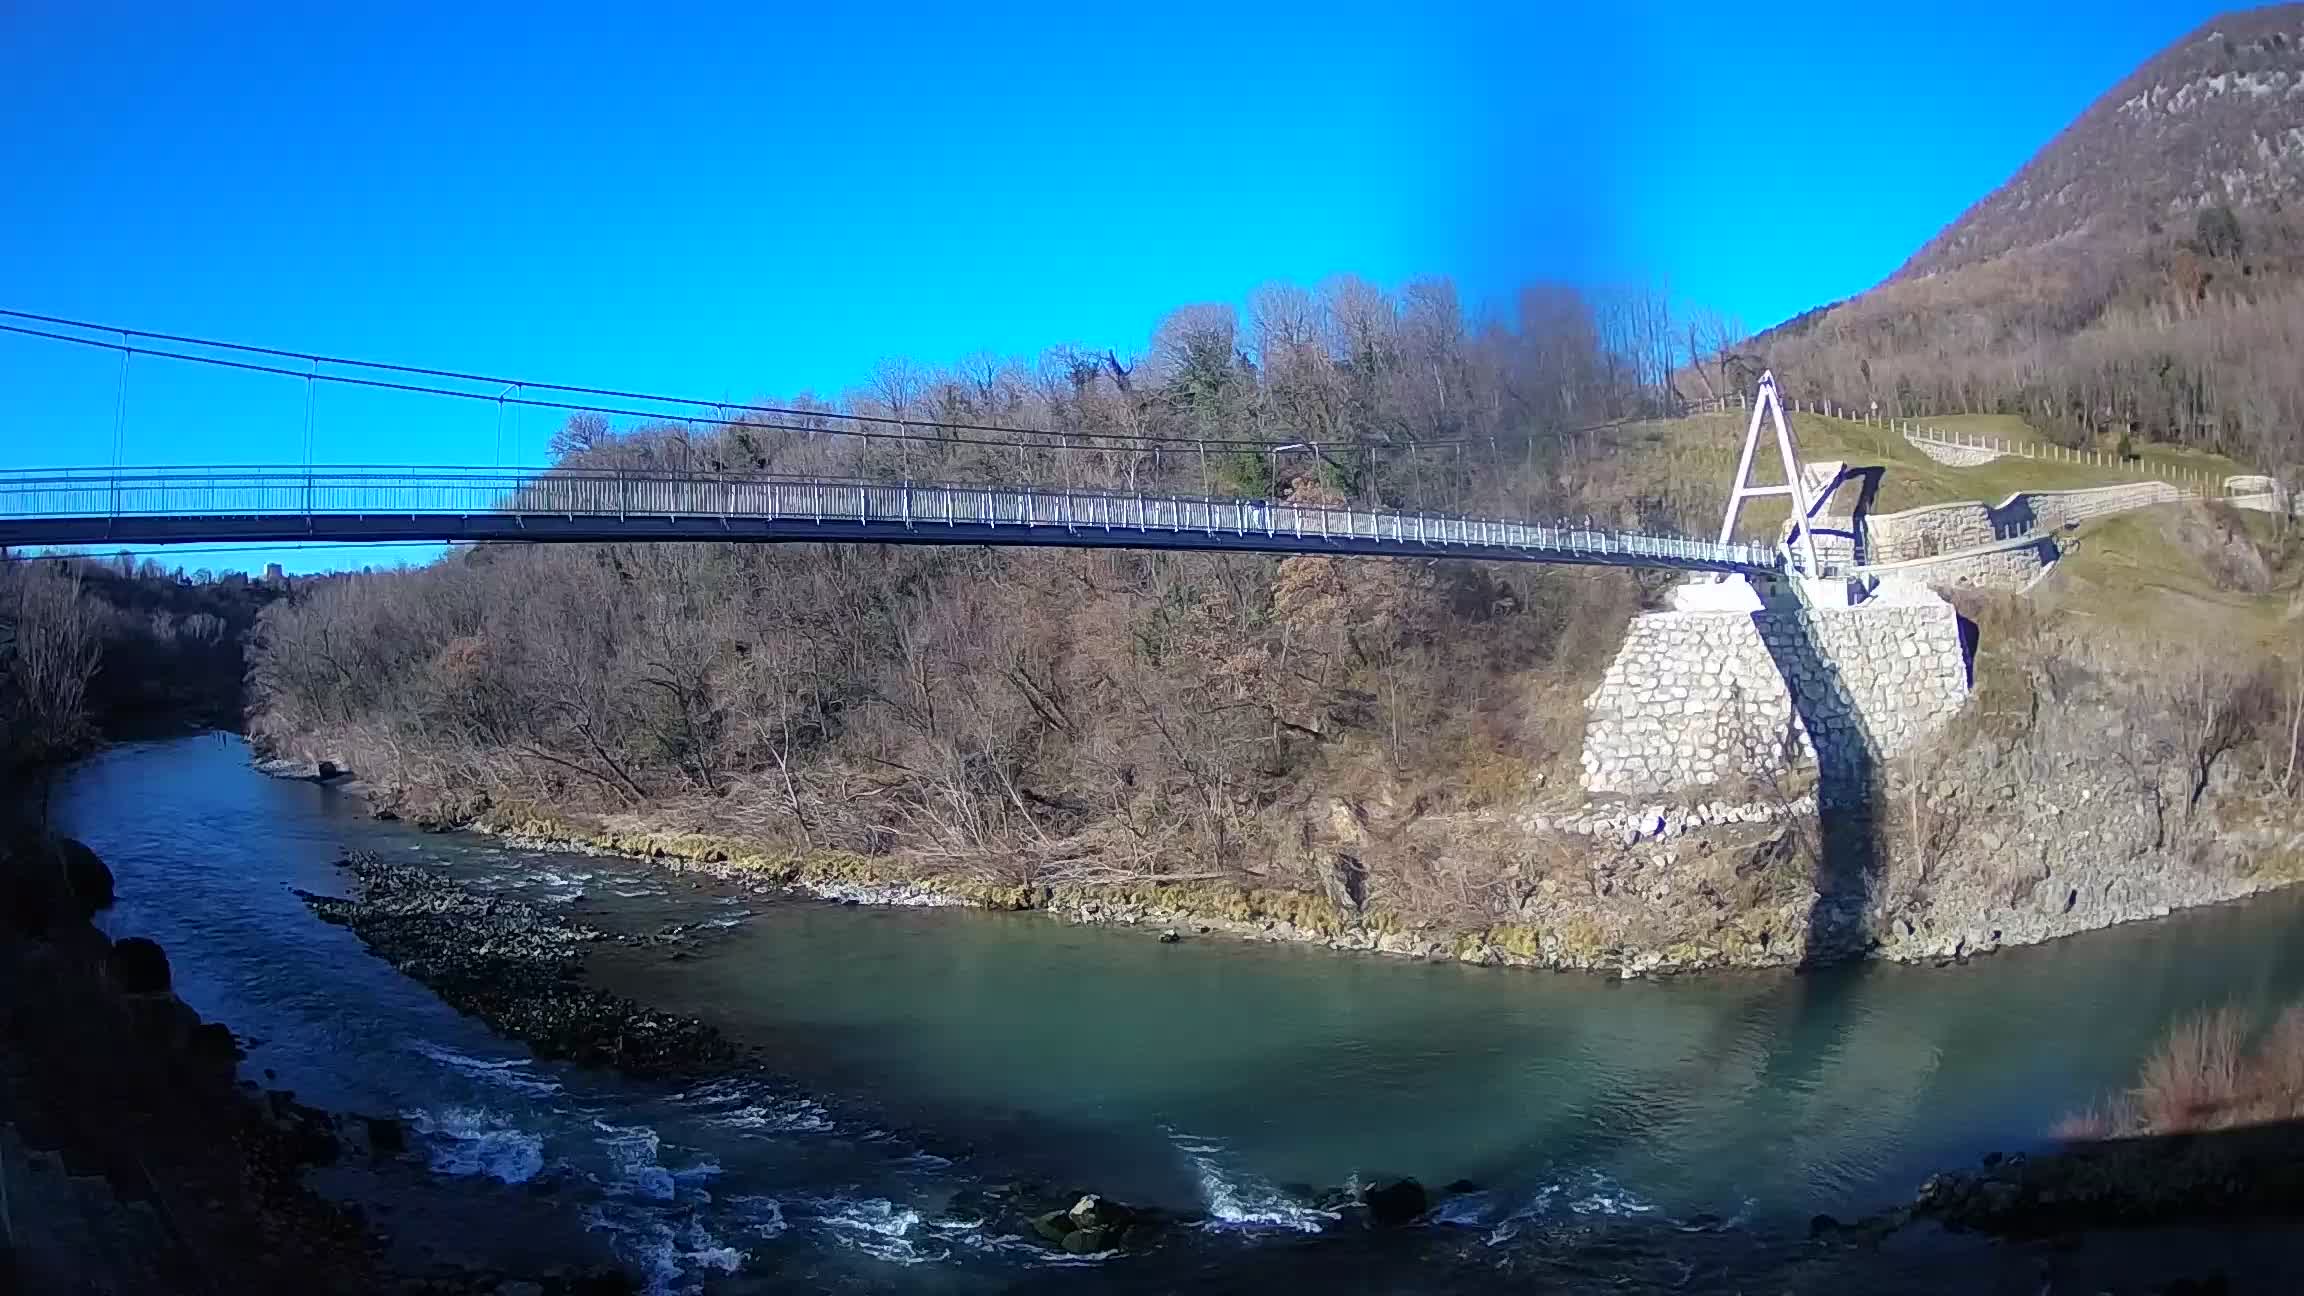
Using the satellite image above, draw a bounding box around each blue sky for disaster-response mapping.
[0,0,2241,569]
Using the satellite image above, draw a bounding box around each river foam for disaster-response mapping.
[404,1105,547,1183]
[1476,1169,1658,1247]
[584,1205,745,1296]
[803,1196,948,1265]
[673,1076,836,1135]
[404,1038,563,1096]
[1169,1131,1339,1234]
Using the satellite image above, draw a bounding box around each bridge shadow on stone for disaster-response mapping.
[1806,464,1883,567]
[1746,581,1889,969]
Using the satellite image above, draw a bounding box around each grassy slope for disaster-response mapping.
[2040,507,2302,644]
[1915,412,2247,485]
[1913,413,2037,442]
[1586,411,2253,544]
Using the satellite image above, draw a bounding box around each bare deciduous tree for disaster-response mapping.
[1,564,104,763]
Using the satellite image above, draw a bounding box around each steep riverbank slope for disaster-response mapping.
[0,828,634,1294]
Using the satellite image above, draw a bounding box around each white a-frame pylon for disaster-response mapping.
[1717,371,1819,576]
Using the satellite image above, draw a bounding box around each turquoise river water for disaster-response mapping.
[52,734,2304,1293]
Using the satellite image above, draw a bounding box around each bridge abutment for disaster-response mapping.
[1578,584,1970,797]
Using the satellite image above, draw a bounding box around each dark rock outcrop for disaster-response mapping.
[0,843,377,1291]
[299,853,736,1077]
[1912,1122,2304,1236]
[1363,1177,1428,1227]
[186,1020,244,1065]
[1,833,117,934]
[1,833,643,1294]
[56,836,114,911]
[1018,1192,1167,1254]
[108,936,172,992]
[3,862,62,935]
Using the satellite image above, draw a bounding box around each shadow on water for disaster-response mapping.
[1747,580,1886,971]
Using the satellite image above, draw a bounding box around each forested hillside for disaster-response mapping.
[1,557,277,773]
[247,278,1697,905]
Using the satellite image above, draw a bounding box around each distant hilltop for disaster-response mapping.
[1900,5,2304,280]
[1743,5,2304,471]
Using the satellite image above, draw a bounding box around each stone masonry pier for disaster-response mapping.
[1579,587,1970,797]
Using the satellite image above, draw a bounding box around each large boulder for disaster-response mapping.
[1026,1194,1158,1252]
[185,1021,243,1066]
[1363,1177,1428,1227]
[1060,1226,1111,1255]
[0,836,115,931]
[109,936,173,993]
[1028,1209,1074,1244]
[123,992,201,1054]
[1067,1194,1132,1230]
[56,837,114,912]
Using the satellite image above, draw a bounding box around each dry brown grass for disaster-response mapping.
[2049,1101,2130,1142]
[2061,1000,2304,1140]
[2130,1005,2249,1131]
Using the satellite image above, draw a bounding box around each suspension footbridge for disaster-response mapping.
[0,311,1786,576]
[0,466,1779,573]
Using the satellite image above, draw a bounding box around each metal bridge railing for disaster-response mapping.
[0,465,1782,572]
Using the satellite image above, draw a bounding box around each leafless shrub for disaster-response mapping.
[1,563,104,764]
[2052,1099,2133,1143]
[2167,658,2272,808]
[2254,1003,2304,1106]
[2131,1005,2249,1132]
[2061,1000,2304,1140]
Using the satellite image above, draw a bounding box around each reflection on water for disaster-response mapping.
[52,734,2304,1292]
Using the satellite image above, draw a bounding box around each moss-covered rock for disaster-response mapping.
[1482,924,1546,960]
[1059,1226,1110,1254]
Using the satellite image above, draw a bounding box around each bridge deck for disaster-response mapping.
[0,467,1779,574]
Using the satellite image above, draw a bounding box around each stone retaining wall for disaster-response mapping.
[1864,482,2187,564]
[1862,500,1998,562]
[1853,535,2059,592]
[1907,436,2006,467]
[1580,596,1970,796]
[2222,477,2292,518]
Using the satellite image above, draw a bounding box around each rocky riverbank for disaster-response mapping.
[299,852,740,1078]
[1715,1130,2304,1296]
[1907,1123,2304,1238]
[0,829,636,1295]
[253,552,2304,980]
[433,778,2304,982]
